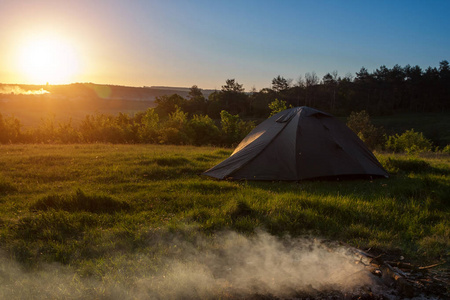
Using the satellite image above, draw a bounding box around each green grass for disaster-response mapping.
[0,144,448,278]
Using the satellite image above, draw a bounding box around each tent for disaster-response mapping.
[203,106,388,181]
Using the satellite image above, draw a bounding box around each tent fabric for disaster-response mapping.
[203,106,389,181]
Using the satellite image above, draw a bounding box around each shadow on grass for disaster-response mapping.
[0,177,17,194]
[244,173,448,209]
[182,181,239,194]
[31,189,130,214]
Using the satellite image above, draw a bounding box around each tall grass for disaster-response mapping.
[0,144,448,272]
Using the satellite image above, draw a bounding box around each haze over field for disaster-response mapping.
[1,0,449,90]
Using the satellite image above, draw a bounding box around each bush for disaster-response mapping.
[220,110,254,146]
[440,145,450,154]
[187,114,220,146]
[56,120,82,143]
[138,108,160,143]
[32,118,81,143]
[386,129,433,153]
[268,99,288,116]
[158,107,191,145]
[79,113,137,143]
[346,110,386,151]
[0,113,23,143]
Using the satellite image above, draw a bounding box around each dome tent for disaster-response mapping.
[203,106,388,181]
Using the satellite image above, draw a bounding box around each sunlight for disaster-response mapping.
[17,34,80,84]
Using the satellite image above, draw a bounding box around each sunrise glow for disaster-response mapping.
[17,34,80,85]
[0,1,448,89]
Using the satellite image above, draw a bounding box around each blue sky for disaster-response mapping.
[1,0,449,89]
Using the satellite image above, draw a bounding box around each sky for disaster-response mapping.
[1,0,449,90]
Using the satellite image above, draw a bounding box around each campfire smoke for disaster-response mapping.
[0,230,376,299]
[0,86,49,95]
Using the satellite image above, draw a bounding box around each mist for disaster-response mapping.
[0,230,376,299]
[0,86,49,95]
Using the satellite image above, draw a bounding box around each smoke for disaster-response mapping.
[0,231,376,299]
[0,86,49,95]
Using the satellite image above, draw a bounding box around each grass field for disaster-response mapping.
[0,144,449,298]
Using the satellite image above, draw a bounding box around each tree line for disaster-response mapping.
[0,107,255,147]
[1,97,448,154]
[164,60,449,118]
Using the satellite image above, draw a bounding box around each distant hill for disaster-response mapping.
[0,83,217,101]
[0,83,216,127]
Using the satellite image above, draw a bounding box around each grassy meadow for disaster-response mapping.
[0,144,449,297]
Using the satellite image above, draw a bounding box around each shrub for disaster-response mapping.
[220,110,254,146]
[346,110,386,151]
[386,129,433,153]
[138,108,160,143]
[268,99,288,116]
[56,119,82,143]
[158,127,188,145]
[0,113,23,143]
[187,114,220,146]
[158,107,191,144]
[79,113,137,143]
[440,145,450,154]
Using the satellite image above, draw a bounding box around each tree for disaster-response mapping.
[354,67,374,112]
[219,79,249,115]
[404,65,423,111]
[305,72,319,86]
[186,85,207,115]
[221,79,244,93]
[438,60,450,84]
[271,75,290,93]
[248,88,274,117]
[438,60,450,110]
[355,67,371,83]
[439,60,449,76]
[404,65,422,82]
[187,85,204,100]
[206,91,222,118]
[295,75,305,88]
[154,94,187,117]
[305,72,319,107]
[322,72,338,110]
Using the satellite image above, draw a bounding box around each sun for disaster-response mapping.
[18,34,80,84]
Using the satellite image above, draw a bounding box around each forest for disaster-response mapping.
[181,60,450,118]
